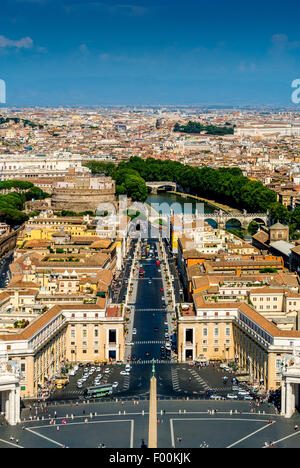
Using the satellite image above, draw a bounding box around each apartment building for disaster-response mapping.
[0,302,124,397]
[178,298,300,390]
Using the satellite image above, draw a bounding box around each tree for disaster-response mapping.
[269,202,290,224]
[248,221,260,236]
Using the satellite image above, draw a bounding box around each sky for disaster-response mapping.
[0,0,300,106]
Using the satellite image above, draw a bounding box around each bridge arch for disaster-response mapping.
[146,181,177,194]
[204,218,218,229]
[250,217,267,226]
[225,218,242,231]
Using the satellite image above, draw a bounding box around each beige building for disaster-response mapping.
[51,175,116,213]
[0,302,125,397]
[178,298,300,390]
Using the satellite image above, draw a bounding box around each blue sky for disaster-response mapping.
[0,0,300,106]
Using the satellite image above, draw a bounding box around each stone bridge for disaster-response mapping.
[146,181,177,194]
[200,211,269,230]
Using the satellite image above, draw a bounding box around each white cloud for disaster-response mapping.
[0,35,34,49]
[79,44,90,55]
[271,34,300,52]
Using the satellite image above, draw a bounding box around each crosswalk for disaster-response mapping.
[130,360,176,365]
[171,367,181,391]
[188,369,210,390]
[133,340,165,344]
[137,278,162,280]
[123,375,130,390]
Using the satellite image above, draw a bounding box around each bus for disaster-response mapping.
[83,384,113,399]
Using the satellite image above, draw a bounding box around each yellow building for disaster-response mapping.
[178,298,300,390]
[0,302,125,397]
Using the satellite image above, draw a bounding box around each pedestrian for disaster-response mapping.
[57,426,60,431]
[295,425,299,431]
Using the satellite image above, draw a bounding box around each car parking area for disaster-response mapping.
[50,363,134,400]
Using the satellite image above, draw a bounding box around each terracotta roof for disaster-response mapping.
[250,287,286,294]
[106,306,121,317]
[192,294,300,339]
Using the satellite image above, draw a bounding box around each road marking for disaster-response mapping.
[170,419,175,448]
[268,429,300,447]
[27,420,134,447]
[26,427,64,447]
[170,418,275,448]
[130,420,134,448]
[227,421,275,448]
[0,438,23,448]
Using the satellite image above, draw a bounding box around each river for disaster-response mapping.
[146,192,216,215]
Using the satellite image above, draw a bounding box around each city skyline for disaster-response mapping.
[0,0,300,106]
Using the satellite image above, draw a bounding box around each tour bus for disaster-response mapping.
[83,384,113,399]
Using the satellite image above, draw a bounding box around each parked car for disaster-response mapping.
[227,394,238,400]
[210,394,222,400]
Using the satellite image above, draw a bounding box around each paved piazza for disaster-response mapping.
[0,400,300,448]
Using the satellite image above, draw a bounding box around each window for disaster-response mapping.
[21,363,26,372]
[185,329,193,344]
[82,341,87,347]
[214,340,219,344]
[203,328,208,337]
[214,348,219,352]
[94,329,99,338]
[273,297,277,301]
[70,328,76,338]
[202,340,207,344]
[273,305,277,310]
[214,328,219,337]
[225,328,230,336]
[203,348,207,352]
[94,350,99,354]
[109,329,116,344]
[82,329,87,338]
[83,350,87,354]
[275,360,282,371]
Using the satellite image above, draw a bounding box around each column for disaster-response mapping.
[295,383,299,412]
[285,382,294,418]
[281,380,286,416]
[1,391,7,417]
[5,391,10,423]
[9,389,16,426]
[15,386,20,424]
